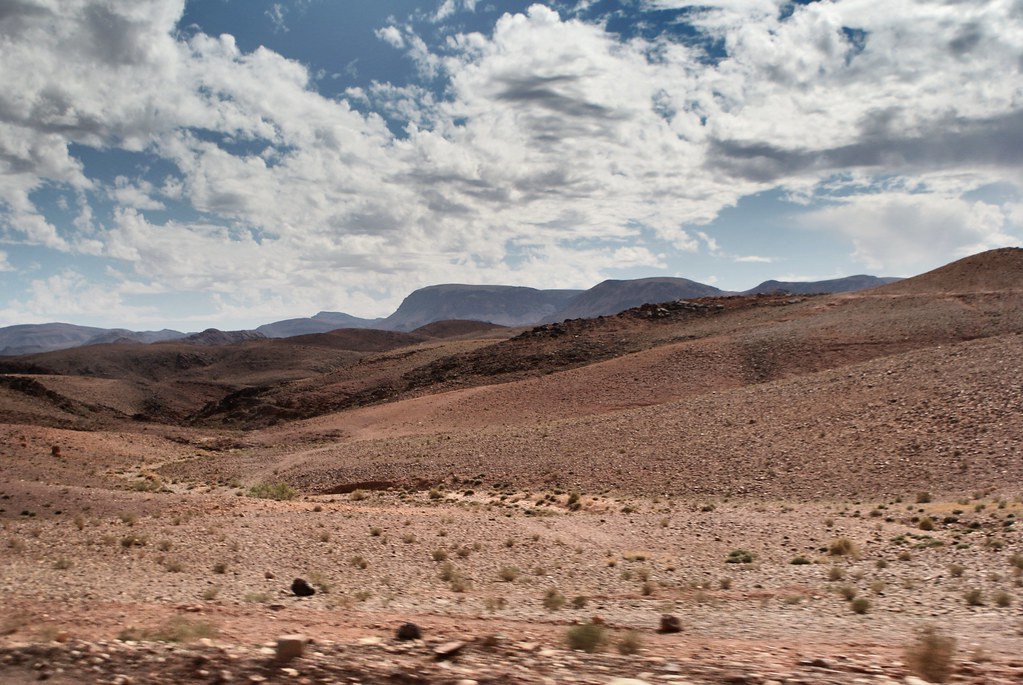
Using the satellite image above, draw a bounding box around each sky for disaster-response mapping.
[1,0,1021,331]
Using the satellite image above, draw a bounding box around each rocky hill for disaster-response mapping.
[543,277,726,322]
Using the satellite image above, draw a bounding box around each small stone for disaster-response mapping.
[434,641,467,661]
[608,679,652,685]
[456,680,479,685]
[290,579,315,597]
[276,635,306,661]
[904,678,931,685]
[395,623,422,641]
[265,571,275,580]
[280,667,299,677]
[658,614,682,634]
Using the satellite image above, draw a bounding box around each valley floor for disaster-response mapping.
[3,483,1022,683]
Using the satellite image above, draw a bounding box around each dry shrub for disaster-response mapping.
[617,630,642,655]
[828,537,858,557]
[543,587,566,611]
[905,626,955,683]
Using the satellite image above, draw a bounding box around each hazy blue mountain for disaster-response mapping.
[84,329,185,346]
[0,323,183,355]
[744,275,900,295]
[544,277,727,322]
[257,311,382,338]
[382,284,582,331]
[181,329,266,346]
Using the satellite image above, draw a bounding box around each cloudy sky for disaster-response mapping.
[1,0,1021,330]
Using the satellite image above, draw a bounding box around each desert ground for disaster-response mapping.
[2,249,1022,684]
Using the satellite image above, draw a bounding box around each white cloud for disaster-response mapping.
[375,25,405,49]
[0,269,158,325]
[266,3,288,32]
[0,250,13,272]
[734,255,773,263]
[0,0,1021,326]
[802,193,1018,272]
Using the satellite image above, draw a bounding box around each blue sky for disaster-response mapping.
[0,0,1020,330]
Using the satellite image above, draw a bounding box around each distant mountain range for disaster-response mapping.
[745,275,901,295]
[381,284,582,331]
[0,273,898,355]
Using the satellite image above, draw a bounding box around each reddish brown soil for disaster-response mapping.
[2,248,1022,683]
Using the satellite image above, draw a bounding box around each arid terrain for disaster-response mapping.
[2,249,1023,684]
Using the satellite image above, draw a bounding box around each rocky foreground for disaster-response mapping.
[3,628,1023,685]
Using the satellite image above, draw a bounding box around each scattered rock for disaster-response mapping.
[275,635,306,661]
[395,623,421,641]
[658,614,682,633]
[433,641,466,661]
[290,578,315,597]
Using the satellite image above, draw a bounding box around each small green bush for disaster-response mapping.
[565,621,606,652]
[964,588,984,606]
[726,549,754,564]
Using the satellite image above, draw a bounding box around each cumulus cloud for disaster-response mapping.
[375,25,405,49]
[802,193,1017,272]
[0,0,1021,326]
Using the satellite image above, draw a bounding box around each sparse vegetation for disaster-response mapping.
[119,617,219,643]
[248,481,297,501]
[543,587,566,611]
[964,588,984,606]
[726,549,754,564]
